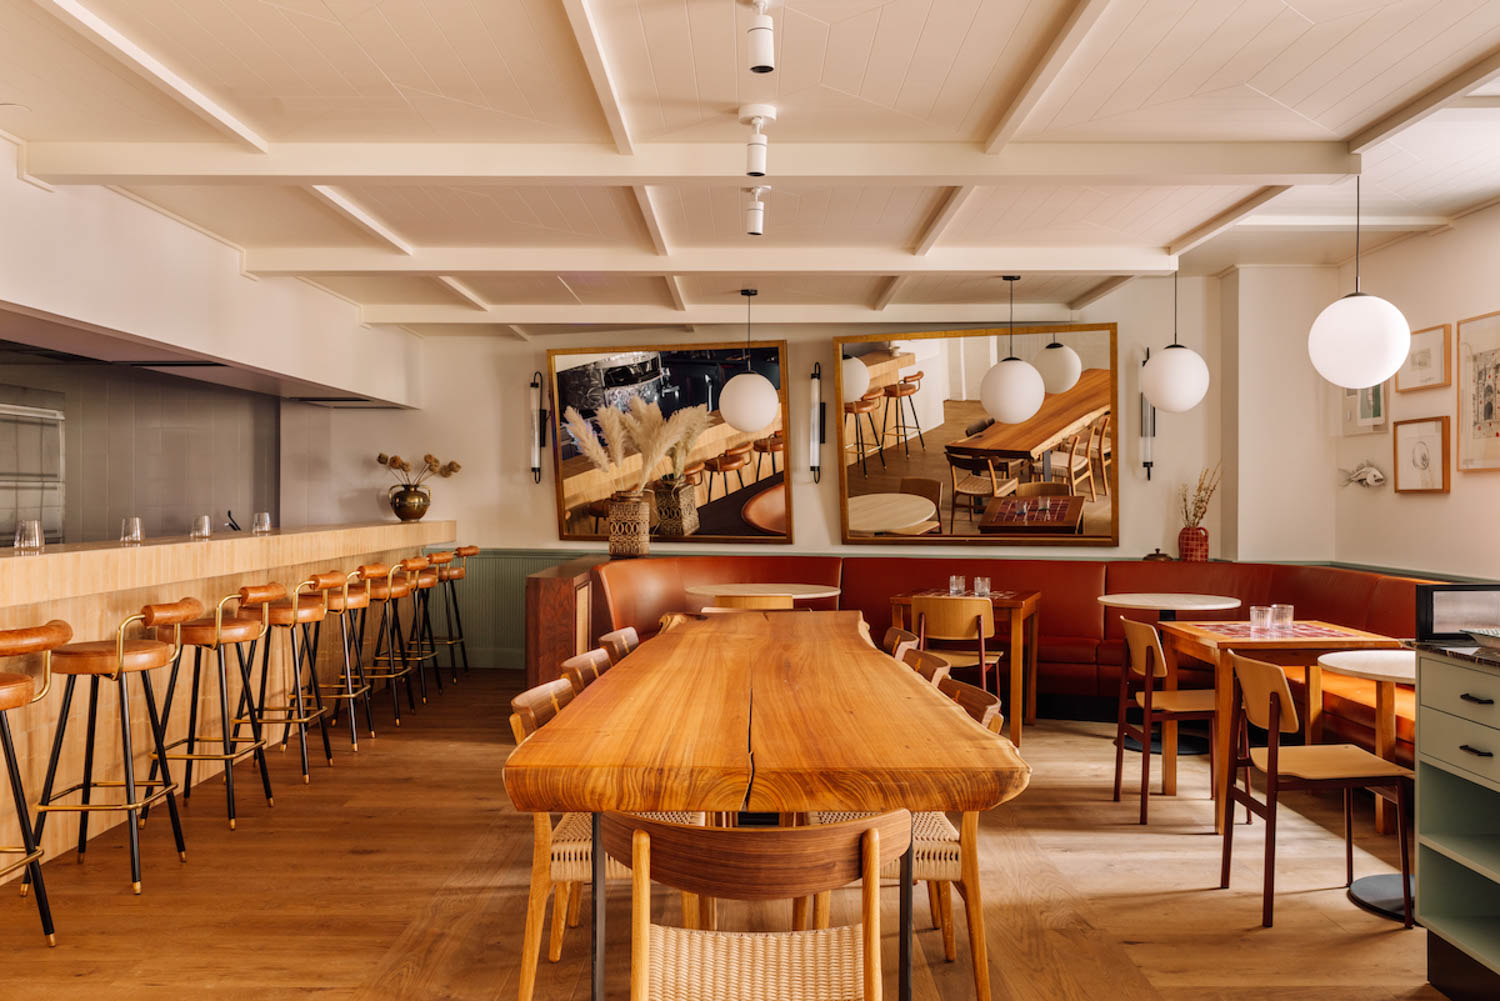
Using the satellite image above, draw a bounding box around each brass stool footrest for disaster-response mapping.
[0,846,43,879]
[425,635,463,647]
[38,780,179,813]
[374,651,439,663]
[151,734,266,764]
[312,684,372,700]
[363,667,412,681]
[254,705,330,726]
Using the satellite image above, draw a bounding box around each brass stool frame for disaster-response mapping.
[359,562,420,726]
[246,576,336,782]
[307,568,377,750]
[403,555,449,695]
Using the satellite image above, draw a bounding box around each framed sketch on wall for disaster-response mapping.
[1457,311,1500,471]
[1341,381,1390,436]
[1393,417,1450,493]
[1395,324,1451,392]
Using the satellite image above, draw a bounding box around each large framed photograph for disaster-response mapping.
[1395,324,1451,393]
[1341,380,1390,436]
[1392,416,1450,493]
[1456,311,1500,471]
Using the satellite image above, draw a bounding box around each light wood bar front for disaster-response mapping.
[0,520,456,876]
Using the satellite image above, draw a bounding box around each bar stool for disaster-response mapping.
[32,598,200,894]
[752,433,784,478]
[0,620,70,945]
[246,573,339,783]
[881,370,926,456]
[435,545,478,678]
[362,561,420,725]
[315,567,377,750]
[153,584,278,828]
[404,556,447,697]
[704,443,752,503]
[844,391,886,477]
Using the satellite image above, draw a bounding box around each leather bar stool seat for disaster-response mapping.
[438,565,466,582]
[683,460,706,487]
[885,380,918,399]
[263,599,328,627]
[0,674,34,712]
[414,569,439,590]
[367,577,412,601]
[325,585,369,610]
[52,639,177,675]
[173,615,265,647]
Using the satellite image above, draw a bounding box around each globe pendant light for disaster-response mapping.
[1307,176,1410,389]
[719,289,780,433]
[1142,271,1210,413]
[979,276,1045,424]
[1034,331,1081,394]
[840,355,870,402]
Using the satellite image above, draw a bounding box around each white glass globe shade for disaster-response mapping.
[1034,342,1082,394]
[1307,292,1410,389]
[841,357,870,402]
[719,371,779,433]
[979,358,1045,424]
[1141,345,1210,413]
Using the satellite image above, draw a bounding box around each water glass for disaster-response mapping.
[13,520,43,554]
[949,574,966,595]
[190,515,212,540]
[251,512,272,535]
[974,576,991,597]
[120,517,144,545]
[1249,605,1272,633]
[1271,603,1294,630]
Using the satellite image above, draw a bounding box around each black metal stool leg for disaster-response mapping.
[0,711,54,944]
[866,412,886,468]
[183,649,202,798]
[287,625,311,782]
[855,413,868,476]
[349,610,376,737]
[117,674,143,893]
[422,591,444,695]
[393,603,418,711]
[76,676,100,859]
[403,596,428,705]
[449,580,471,673]
[338,612,360,749]
[138,670,187,864]
[231,646,274,806]
[144,649,183,797]
[441,585,460,683]
[24,675,74,893]
[300,623,334,767]
[215,648,238,829]
[908,395,925,449]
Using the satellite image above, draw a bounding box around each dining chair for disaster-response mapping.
[1090,413,1112,496]
[1220,653,1413,928]
[892,477,943,536]
[561,648,612,695]
[911,595,1000,693]
[1016,480,1069,498]
[599,627,639,665]
[510,681,705,1001]
[944,448,1017,531]
[938,676,1006,735]
[963,417,994,437]
[882,627,919,661]
[711,593,795,610]
[603,810,910,1001]
[1045,433,1096,501]
[901,647,951,687]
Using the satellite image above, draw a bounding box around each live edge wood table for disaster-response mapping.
[503,610,1031,1001]
[1156,619,1403,833]
[890,589,1041,746]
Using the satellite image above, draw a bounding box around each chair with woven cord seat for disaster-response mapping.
[603,809,910,1001]
[1220,653,1414,928]
[511,681,704,1001]
[912,595,1001,695]
[599,626,640,665]
[901,647,950,687]
[944,448,1016,530]
[561,648,612,695]
[1090,414,1112,496]
[1044,432,1095,500]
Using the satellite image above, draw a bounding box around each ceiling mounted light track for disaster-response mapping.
[745,185,770,236]
[746,0,775,73]
[740,104,776,177]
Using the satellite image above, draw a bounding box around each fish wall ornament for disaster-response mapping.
[1341,461,1386,488]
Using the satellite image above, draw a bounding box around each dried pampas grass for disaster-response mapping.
[666,405,711,479]
[620,397,678,494]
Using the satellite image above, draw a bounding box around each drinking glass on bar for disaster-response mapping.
[13,520,43,554]
[190,515,212,540]
[974,576,991,597]
[120,517,143,545]
[1249,605,1272,633]
[949,575,966,595]
[1271,603,1294,630]
[251,512,272,535]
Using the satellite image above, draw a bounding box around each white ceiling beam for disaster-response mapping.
[914,186,977,255]
[1237,213,1452,232]
[664,275,688,311]
[244,245,1177,277]
[35,0,266,152]
[1450,96,1500,110]
[560,0,633,154]
[507,324,532,342]
[985,0,1114,153]
[1067,276,1133,311]
[633,186,670,255]
[305,185,413,254]
[23,141,1360,187]
[873,276,911,311]
[434,276,489,310]
[361,302,1076,326]
[1348,44,1500,153]
[1167,186,1291,256]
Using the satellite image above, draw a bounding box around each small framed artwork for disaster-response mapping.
[1341,380,1390,436]
[1395,324,1451,392]
[1456,311,1500,471]
[1392,416,1450,493]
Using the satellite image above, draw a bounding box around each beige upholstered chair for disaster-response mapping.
[911,595,1001,693]
[599,626,640,665]
[603,811,910,1001]
[561,648,612,696]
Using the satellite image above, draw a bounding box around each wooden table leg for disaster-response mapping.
[1161,641,1179,798]
[1025,609,1039,725]
[1212,653,1233,834]
[891,604,907,631]
[1008,611,1024,746]
[1306,663,1324,744]
[1374,679,1395,834]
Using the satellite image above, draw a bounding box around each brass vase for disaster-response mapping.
[389,485,431,522]
[654,478,699,538]
[607,491,652,557]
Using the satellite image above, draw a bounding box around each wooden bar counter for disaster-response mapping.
[0,520,456,872]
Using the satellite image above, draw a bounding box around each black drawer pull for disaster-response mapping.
[1459,744,1494,758]
[1461,693,1496,706]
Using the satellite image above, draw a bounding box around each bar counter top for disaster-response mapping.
[0,520,457,607]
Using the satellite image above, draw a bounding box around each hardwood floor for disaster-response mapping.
[0,672,1436,1000]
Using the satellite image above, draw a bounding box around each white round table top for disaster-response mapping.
[847,493,936,534]
[683,582,842,600]
[1097,592,1242,612]
[1316,649,1416,684]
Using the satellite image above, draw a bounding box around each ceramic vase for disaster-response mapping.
[608,491,652,557]
[1177,525,1209,562]
[654,479,699,538]
[389,485,431,522]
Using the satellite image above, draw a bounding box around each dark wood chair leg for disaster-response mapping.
[1112,672,1128,803]
[1396,779,1414,928]
[1343,787,1354,887]
[1261,770,1278,928]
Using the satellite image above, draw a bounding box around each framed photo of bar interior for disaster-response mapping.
[1392,416,1450,493]
[1457,311,1500,471]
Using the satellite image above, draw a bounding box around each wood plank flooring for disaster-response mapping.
[0,672,1437,1000]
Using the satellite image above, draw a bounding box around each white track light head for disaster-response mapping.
[739,105,776,178]
[745,185,769,236]
[747,0,774,73]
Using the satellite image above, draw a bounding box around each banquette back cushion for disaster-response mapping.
[594,555,843,637]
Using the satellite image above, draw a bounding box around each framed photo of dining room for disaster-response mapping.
[1392,416,1450,493]
[1457,311,1500,472]
[832,323,1119,546]
[546,340,793,543]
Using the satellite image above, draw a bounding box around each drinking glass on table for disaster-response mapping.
[251,511,272,535]
[1249,605,1272,633]
[974,577,991,597]
[190,515,212,540]
[949,575,966,595]
[1271,603,1294,630]
[13,520,42,553]
[120,516,143,545]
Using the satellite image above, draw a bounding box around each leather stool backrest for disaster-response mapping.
[0,619,72,705]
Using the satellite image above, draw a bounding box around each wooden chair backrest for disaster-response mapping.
[1121,618,1168,679]
[901,647,950,686]
[945,447,997,478]
[561,648,613,695]
[898,477,942,512]
[912,595,994,641]
[882,627,919,661]
[1231,653,1300,734]
[1017,480,1068,497]
[713,593,795,610]
[963,418,993,437]
[599,626,640,665]
[1065,433,1086,465]
[509,678,576,743]
[937,676,1005,733]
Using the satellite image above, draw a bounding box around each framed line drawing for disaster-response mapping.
[1457,311,1500,471]
[1395,324,1451,393]
[1392,416,1450,493]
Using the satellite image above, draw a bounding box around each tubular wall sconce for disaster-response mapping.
[809,362,825,483]
[1140,350,1156,481]
[529,371,548,484]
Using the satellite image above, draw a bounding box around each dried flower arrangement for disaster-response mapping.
[663,405,711,481]
[563,399,709,495]
[376,452,462,488]
[618,398,680,494]
[1179,464,1222,528]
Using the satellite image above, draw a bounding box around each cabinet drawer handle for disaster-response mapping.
[1461,693,1496,705]
[1459,744,1494,758]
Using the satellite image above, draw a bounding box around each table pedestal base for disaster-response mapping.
[1347,873,1415,923]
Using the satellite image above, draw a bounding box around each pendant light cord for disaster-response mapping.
[1354,176,1362,294]
[743,290,754,371]
[1008,277,1015,356]
[1172,270,1179,346]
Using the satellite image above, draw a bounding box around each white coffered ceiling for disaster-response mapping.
[3,0,1500,336]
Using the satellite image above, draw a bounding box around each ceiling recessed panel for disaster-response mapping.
[1179,227,1406,276]
[122,185,388,248]
[462,274,674,307]
[896,273,1106,305]
[676,274,885,306]
[654,183,948,248]
[943,184,1258,247]
[335,185,654,249]
[309,276,459,306]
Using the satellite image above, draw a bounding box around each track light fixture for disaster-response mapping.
[739,104,776,177]
[745,185,769,236]
[746,0,774,73]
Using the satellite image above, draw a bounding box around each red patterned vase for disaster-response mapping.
[1177,525,1209,562]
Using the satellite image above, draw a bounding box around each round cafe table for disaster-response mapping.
[1317,649,1417,922]
[847,493,936,535]
[1097,592,1241,621]
[683,582,841,603]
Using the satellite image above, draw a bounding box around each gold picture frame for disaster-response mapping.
[1395,324,1451,393]
[1456,311,1500,472]
[1392,416,1450,493]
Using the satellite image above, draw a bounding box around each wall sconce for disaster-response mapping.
[529,371,548,484]
[809,362,825,483]
[1140,349,1156,481]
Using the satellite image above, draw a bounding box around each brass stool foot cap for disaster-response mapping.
[394,720,401,727]
[131,881,142,895]
[228,819,236,831]
[303,775,310,784]
[327,757,334,766]
[46,933,56,948]
[75,852,84,864]
[178,851,187,862]
[267,797,275,807]
[19,884,30,898]
[351,743,359,752]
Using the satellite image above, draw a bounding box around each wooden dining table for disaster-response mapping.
[950,367,1111,478]
[1156,619,1404,833]
[504,610,1031,1001]
[978,495,1085,534]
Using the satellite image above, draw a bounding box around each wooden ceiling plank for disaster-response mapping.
[561,0,634,155]
[873,276,911,311]
[983,0,1115,154]
[305,185,413,254]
